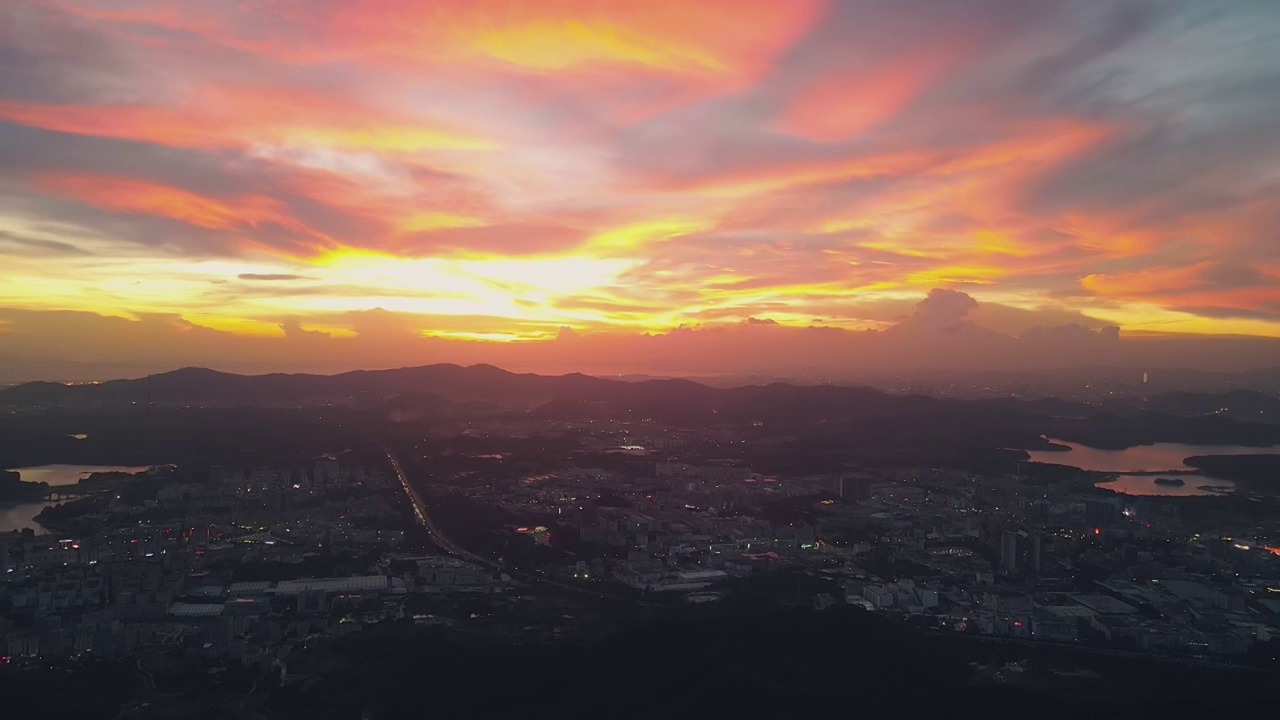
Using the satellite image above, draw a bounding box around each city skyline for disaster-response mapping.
[2,1,1280,378]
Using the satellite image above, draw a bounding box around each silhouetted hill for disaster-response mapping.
[0,380,74,405]
[1185,454,1280,483]
[1136,390,1280,424]
[261,606,1280,720]
[4,365,1279,451]
[0,469,49,501]
[0,364,620,408]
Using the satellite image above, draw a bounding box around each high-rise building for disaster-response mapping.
[845,475,873,502]
[1001,530,1020,573]
[1086,500,1117,529]
[1029,531,1042,574]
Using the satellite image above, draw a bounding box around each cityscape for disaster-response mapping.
[3,364,1280,716]
[4,0,1280,717]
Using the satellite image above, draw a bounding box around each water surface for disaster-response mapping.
[1098,475,1236,497]
[1026,439,1280,473]
[6,464,151,487]
[0,501,53,533]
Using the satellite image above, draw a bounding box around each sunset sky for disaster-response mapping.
[2,1,1280,380]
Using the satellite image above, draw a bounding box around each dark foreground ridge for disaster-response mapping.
[3,606,1276,720]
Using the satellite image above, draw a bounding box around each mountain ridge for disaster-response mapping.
[2,363,1278,430]
[3,364,1280,452]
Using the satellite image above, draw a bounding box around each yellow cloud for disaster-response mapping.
[468,20,727,73]
[183,315,285,337]
[904,265,1007,286]
[396,212,489,234]
[583,219,711,254]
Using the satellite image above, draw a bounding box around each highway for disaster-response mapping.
[384,447,493,567]
[383,446,664,607]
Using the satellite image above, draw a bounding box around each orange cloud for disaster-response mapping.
[0,85,492,153]
[315,0,820,79]
[661,150,936,197]
[1081,263,1280,322]
[63,0,822,100]
[779,41,967,142]
[656,119,1110,200]
[1082,264,1215,298]
[34,172,321,238]
[930,121,1114,176]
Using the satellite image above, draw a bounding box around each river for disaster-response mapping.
[0,464,151,532]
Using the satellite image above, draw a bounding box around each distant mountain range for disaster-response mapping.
[2,364,1279,452]
[2,361,1280,412]
[0,364,611,408]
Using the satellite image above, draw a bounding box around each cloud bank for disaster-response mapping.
[1,0,1279,375]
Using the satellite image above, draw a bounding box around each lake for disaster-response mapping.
[0,464,152,532]
[1097,475,1237,497]
[1025,439,1280,473]
[6,464,152,487]
[0,500,54,533]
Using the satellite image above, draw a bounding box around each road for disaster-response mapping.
[135,648,163,690]
[384,447,493,567]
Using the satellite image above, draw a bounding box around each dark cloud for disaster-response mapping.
[279,319,330,339]
[972,302,1108,335]
[910,288,980,331]
[238,273,313,281]
[1022,323,1120,342]
[1199,262,1270,289]
[0,229,90,255]
[0,4,143,104]
[1016,2,1163,91]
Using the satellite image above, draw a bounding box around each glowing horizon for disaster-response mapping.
[2,0,1280,377]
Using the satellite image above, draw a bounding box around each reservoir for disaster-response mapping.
[1025,439,1280,473]
[1097,474,1236,497]
[0,501,53,533]
[1025,439,1280,497]
[0,464,152,532]
[6,464,152,487]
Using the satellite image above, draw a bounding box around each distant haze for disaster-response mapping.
[1,289,1278,383]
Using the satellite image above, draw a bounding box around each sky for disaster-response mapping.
[2,1,1280,381]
